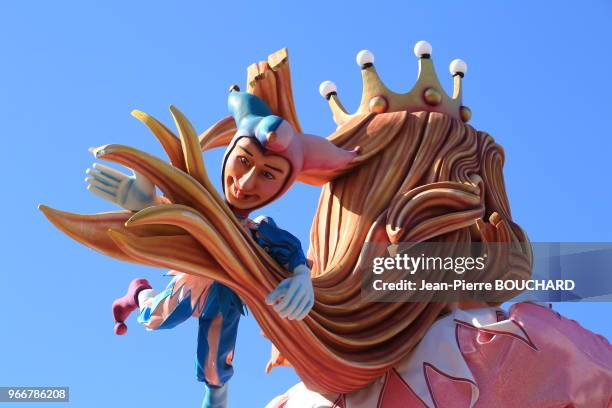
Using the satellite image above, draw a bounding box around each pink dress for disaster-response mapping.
[266,302,612,408]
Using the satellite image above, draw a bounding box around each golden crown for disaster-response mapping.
[319,41,471,126]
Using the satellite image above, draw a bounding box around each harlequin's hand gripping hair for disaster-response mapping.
[40,43,612,408]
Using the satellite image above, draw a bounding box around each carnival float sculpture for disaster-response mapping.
[40,43,612,407]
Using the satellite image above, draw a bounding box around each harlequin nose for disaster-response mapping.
[237,169,257,192]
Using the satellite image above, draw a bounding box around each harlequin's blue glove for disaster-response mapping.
[265,264,314,320]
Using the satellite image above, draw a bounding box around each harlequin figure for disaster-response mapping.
[85,89,357,408]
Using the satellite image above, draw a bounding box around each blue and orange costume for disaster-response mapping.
[135,215,307,388]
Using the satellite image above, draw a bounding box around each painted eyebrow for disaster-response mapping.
[238,144,284,173]
[264,164,285,173]
[237,146,253,156]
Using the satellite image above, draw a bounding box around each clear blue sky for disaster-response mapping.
[1,1,610,407]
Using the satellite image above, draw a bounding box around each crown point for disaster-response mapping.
[368,96,388,114]
[423,88,442,106]
[414,41,432,58]
[450,59,468,76]
[319,81,337,99]
[321,44,471,124]
[356,50,375,68]
[459,106,472,122]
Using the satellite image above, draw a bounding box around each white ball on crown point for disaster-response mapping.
[356,50,375,67]
[319,81,337,98]
[450,59,468,75]
[414,41,432,58]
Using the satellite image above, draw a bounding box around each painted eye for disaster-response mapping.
[262,171,275,180]
[239,156,250,167]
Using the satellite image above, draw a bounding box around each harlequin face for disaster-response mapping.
[223,137,291,210]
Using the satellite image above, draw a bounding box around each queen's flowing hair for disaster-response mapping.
[40,49,531,394]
